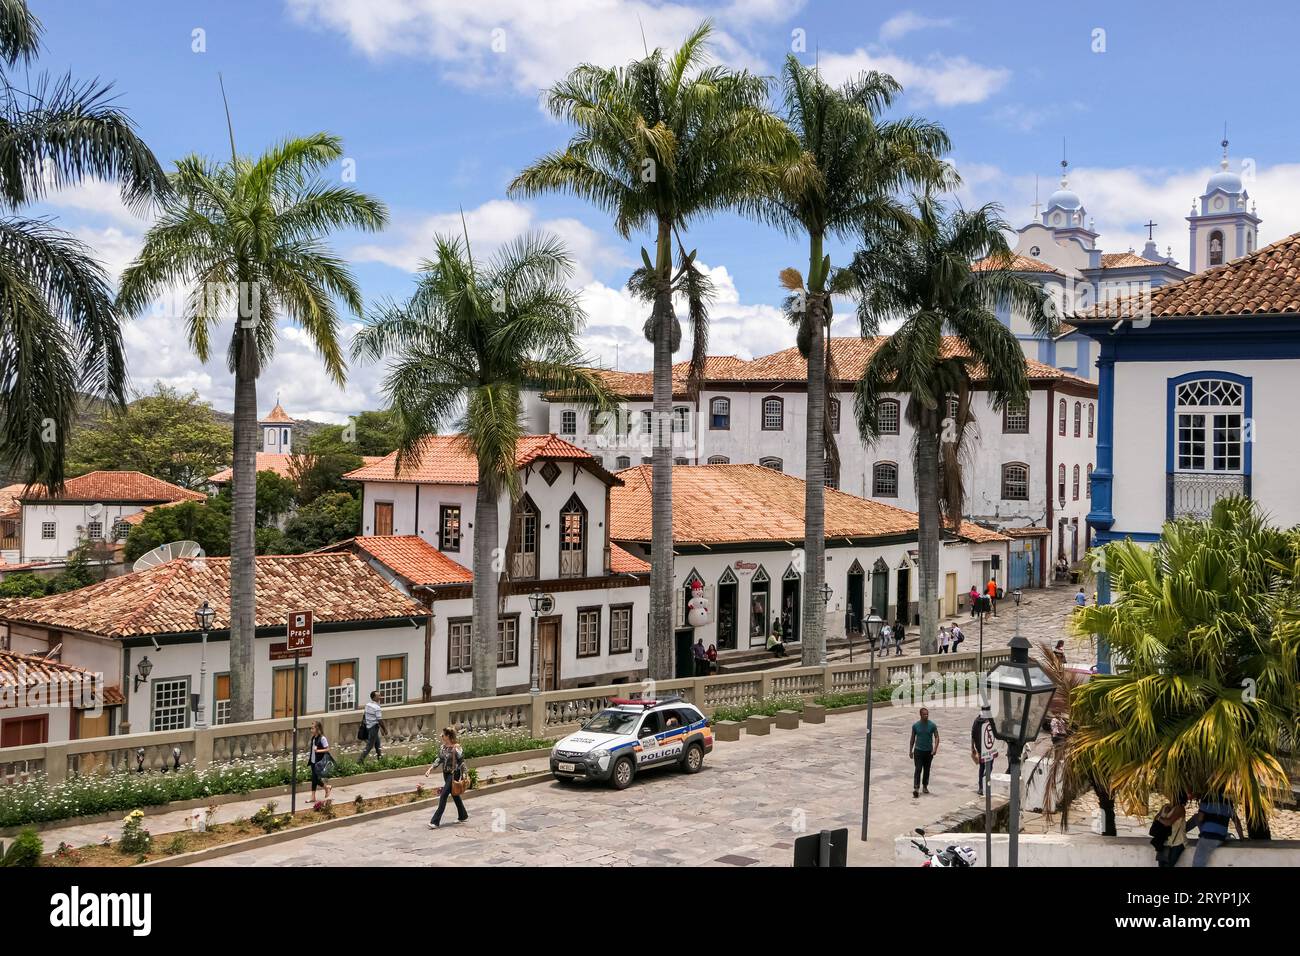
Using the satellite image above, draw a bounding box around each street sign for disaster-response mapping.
[793,828,848,867]
[980,719,997,764]
[270,642,311,661]
[286,609,314,652]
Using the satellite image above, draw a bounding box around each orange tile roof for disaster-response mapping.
[610,464,1007,547]
[0,482,25,516]
[20,471,206,504]
[345,535,472,586]
[1098,251,1162,270]
[610,543,650,574]
[208,453,384,484]
[343,434,614,485]
[1074,231,1300,321]
[0,650,123,706]
[0,553,427,639]
[1003,526,1051,537]
[973,253,1062,275]
[259,402,296,424]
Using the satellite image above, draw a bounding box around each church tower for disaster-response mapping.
[260,399,295,454]
[1187,135,1260,273]
[1041,157,1099,253]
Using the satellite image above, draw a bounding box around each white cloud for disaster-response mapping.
[879,12,955,43]
[817,48,1009,107]
[351,198,629,285]
[284,0,772,94]
[40,178,151,229]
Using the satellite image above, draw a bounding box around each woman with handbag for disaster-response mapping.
[425,726,469,829]
[309,721,333,801]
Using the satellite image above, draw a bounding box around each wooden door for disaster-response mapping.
[374,501,394,536]
[1,715,48,747]
[538,618,560,691]
[944,573,958,617]
[77,709,110,740]
[272,666,306,719]
[214,674,231,724]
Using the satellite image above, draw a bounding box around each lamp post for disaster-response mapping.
[818,582,832,667]
[983,625,1055,867]
[859,609,884,842]
[193,600,215,730]
[528,591,550,694]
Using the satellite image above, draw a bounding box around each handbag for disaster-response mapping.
[357,723,368,742]
[450,762,469,796]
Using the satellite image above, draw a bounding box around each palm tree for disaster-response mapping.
[1072,497,1300,837]
[0,0,168,488]
[352,232,613,698]
[509,21,790,679]
[851,195,1048,653]
[117,133,386,722]
[752,57,951,664]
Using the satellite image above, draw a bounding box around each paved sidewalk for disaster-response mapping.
[196,703,985,867]
[37,755,545,850]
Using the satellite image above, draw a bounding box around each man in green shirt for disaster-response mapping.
[909,707,940,798]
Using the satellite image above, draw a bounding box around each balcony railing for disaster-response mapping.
[1167,471,1249,520]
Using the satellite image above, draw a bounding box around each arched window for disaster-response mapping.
[511,495,540,580]
[758,456,783,472]
[1003,401,1029,434]
[829,398,841,434]
[559,493,587,578]
[560,410,576,435]
[1086,463,1093,499]
[1073,402,1082,437]
[872,461,898,497]
[1209,229,1225,266]
[1175,377,1244,472]
[1058,399,1067,436]
[1058,463,1067,501]
[710,397,730,430]
[762,396,784,430]
[877,399,900,435]
[672,406,690,434]
[1002,463,1029,501]
[1072,464,1080,500]
[615,456,631,470]
[1088,403,1094,438]
[706,455,730,465]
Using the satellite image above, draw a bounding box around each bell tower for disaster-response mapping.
[1187,131,1261,273]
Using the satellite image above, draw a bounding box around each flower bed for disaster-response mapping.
[0,729,549,829]
[708,684,897,725]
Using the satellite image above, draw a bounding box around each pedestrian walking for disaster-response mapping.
[986,577,998,617]
[706,643,718,674]
[968,585,981,620]
[425,726,470,829]
[909,707,940,798]
[1074,587,1087,609]
[938,625,951,654]
[357,690,386,763]
[950,621,965,650]
[878,620,892,654]
[692,637,708,676]
[1053,639,1067,665]
[893,617,905,656]
[1188,792,1243,867]
[970,705,995,796]
[308,720,333,801]
[1151,795,1188,867]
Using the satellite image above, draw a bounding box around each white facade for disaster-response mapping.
[20,502,141,563]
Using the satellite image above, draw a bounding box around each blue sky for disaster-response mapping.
[31,0,1300,420]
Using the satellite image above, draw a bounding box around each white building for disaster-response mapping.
[0,552,431,734]
[342,434,651,692]
[535,340,1093,588]
[608,463,1008,668]
[0,650,118,745]
[17,471,206,564]
[1073,229,1300,547]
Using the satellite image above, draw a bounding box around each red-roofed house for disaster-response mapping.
[341,435,649,693]
[18,472,206,564]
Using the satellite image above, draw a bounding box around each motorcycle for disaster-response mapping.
[909,828,977,867]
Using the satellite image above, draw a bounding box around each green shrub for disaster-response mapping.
[250,801,289,833]
[164,835,188,855]
[710,695,805,724]
[1,828,42,867]
[118,810,151,855]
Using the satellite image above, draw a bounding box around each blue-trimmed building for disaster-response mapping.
[1070,229,1300,669]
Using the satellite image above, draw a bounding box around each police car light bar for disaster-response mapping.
[609,695,683,708]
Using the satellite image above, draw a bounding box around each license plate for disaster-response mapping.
[558,762,576,773]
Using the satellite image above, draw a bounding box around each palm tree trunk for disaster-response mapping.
[471,470,499,697]
[227,324,258,723]
[1091,776,1117,836]
[801,244,827,666]
[915,421,941,655]
[647,218,675,681]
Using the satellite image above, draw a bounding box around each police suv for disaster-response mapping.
[549,697,713,790]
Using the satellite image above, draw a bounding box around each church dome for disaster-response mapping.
[1205,166,1243,195]
[1047,186,1082,211]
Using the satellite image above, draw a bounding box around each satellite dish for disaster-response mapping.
[87,502,104,518]
[133,540,204,572]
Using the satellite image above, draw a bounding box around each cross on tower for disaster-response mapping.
[1144,220,1157,241]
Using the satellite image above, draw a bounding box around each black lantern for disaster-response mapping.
[819,582,833,606]
[134,655,153,691]
[984,635,1054,747]
[864,610,884,646]
[195,600,215,632]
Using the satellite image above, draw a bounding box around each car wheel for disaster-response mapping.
[610,756,635,790]
[681,742,704,774]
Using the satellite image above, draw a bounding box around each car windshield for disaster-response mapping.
[581,709,640,735]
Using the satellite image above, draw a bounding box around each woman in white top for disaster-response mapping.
[938,626,951,654]
[878,622,893,654]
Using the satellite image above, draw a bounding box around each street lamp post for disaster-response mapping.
[859,609,884,842]
[983,623,1055,867]
[528,591,545,694]
[193,601,215,730]
[818,582,832,667]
